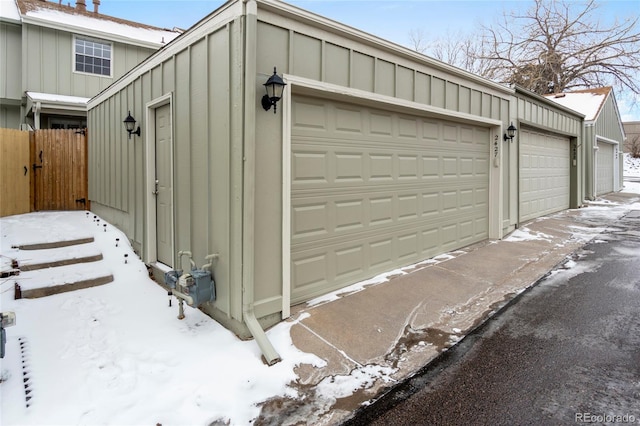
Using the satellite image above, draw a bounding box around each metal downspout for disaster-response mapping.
[241,0,281,366]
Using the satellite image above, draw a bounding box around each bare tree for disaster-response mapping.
[408,28,428,54]
[480,0,640,95]
[408,29,495,77]
[409,0,640,98]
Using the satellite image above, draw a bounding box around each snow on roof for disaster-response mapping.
[27,91,90,105]
[16,0,181,48]
[0,0,21,22]
[544,87,611,122]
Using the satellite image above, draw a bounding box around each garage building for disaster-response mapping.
[545,87,625,198]
[87,0,585,362]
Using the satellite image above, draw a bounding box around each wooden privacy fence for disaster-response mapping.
[0,128,31,217]
[0,128,89,217]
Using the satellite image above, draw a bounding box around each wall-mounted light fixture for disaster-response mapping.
[123,111,141,139]
[503,122,517,142]
[261,67,287,114]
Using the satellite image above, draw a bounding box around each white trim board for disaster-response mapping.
[144,92,174,267]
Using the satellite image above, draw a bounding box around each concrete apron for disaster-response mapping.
[270,192,639,425]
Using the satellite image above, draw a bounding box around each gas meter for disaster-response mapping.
[164,251,217,319]
[1,312,16,359]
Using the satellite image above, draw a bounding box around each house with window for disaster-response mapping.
[0,0,181,129]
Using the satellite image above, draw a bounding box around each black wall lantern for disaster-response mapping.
[503,122,517,142]
[123,111,141,139]
[261,67,287,114]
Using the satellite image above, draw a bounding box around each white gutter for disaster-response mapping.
[241,0,281,366]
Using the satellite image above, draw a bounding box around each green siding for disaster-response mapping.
[88,21,242,322]
[21,23,154,98]
[0,22,22,101]
[595,96,624,142]
[89,0,519,327]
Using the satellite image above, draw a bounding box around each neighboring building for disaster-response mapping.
[87,0,586,362]
[623,121,640,155]
[545,87,625,197]
[0,0,181,129]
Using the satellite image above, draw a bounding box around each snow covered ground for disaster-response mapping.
[623,153,640,193]
[1,155,639,425]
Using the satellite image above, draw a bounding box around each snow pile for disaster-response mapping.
[624,153,640,178]
[0,211,324,426]
[504,227,553,242]
[623,153,640,194]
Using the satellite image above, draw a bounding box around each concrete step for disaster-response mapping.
[19,254,103,271]
[14,237,94,250]
[12,237,113,299]
[18,274,114,299]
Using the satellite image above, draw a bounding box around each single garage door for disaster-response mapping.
[290,95,490,304]
[519,129,570,222]
[596,142,614,195]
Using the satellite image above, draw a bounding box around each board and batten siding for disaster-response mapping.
[89,17,245,323]
[89,0,516,329]
[251,4,511,316]
[22,23,155,98]
[1,21,22,128]
[594,95,625,143]
[1,22,22,101]
[594,94,625,190]
[255,19,510,120]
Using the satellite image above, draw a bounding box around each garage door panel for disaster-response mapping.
[291,95,490,304]
[335,245,365,279]
[292,202,328,239]
[291,218,482,303]
[596,142,614,195]
[399,117,419,138]
[293,99,328,130]
[292,184,488,245]
[519,129,570,222]
[335,152,365,182]
[291,151,327,183]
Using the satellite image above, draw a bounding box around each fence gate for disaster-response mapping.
[0,128,31,217]
[32,129,88,211]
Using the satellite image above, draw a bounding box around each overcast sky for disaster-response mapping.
[96,0,640,120]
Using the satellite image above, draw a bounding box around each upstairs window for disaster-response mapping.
[74,36,112,77]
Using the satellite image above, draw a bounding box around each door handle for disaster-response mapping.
[152,179,159,195]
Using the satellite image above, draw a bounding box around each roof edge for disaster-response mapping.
[516,85,585,119]
[21,14,168,49]
[256,0,513,97]
[88,0,241,108]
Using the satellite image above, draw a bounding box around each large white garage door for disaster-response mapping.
[519,129,570,222]
[290,95,490,304]
[596,142,614,195]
